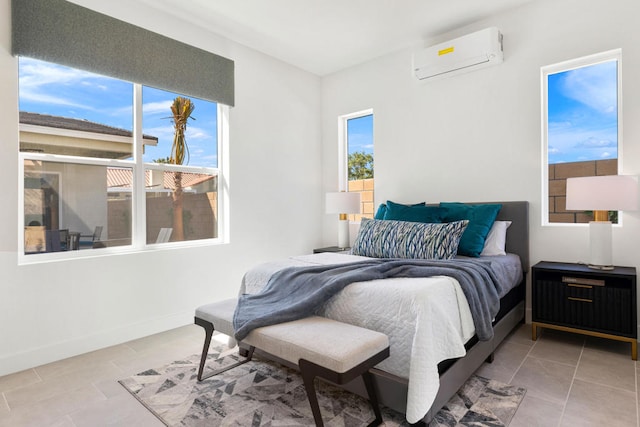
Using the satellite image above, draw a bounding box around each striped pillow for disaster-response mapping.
[352,218,469,259]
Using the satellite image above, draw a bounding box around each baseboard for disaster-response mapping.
[0,310,193,377]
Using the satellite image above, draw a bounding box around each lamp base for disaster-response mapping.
[589,221,613,269]
[337,219,350,249]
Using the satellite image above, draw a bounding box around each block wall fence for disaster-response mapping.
[347,178,374,222]
[549,159,617,223]
[108,192,217,242]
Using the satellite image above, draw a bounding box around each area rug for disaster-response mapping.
[119,345,525,426]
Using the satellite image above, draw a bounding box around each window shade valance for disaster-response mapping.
[12,0,235,106]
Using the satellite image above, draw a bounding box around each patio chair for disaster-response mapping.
[156,227,173,243]
[44,229,63,252]
[79,226,103,248]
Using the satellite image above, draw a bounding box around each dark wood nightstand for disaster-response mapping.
[531,261,637,359]
[313,246,350,254]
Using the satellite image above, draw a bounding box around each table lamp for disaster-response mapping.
[326,191,361,249]
[566,175,638,270]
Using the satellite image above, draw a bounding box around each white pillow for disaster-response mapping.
[480,220,512,256]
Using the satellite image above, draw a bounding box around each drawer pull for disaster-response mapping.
[567,283,592,289]
[562,276,605,287]
[568,297,592,303]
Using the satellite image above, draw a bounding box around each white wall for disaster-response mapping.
[321,0,640,323]
[0,0,323,376]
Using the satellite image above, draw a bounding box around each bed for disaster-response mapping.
[236,201,529,424]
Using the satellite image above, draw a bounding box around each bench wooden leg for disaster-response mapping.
[362,371,384,427]
[299,356,386,427]
[194,316,254,381]
[195,317,215,381]
[299,365,325,427]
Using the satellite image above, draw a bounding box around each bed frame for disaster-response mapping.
[246,201,529,425]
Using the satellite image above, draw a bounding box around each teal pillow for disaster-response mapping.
[352,218,469,259]
[384,201,444,223]
[440,202,502,257]
[374,203,387,219]
[374,201,425,220]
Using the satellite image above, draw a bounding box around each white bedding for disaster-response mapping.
[239,252,479,423]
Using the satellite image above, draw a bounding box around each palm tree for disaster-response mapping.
[169,97,195,241]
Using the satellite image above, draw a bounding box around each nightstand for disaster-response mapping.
[313,246,350,254]
[532,261,637,359]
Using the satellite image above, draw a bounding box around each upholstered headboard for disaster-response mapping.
[492,201,529,270]
[427,201,530,270]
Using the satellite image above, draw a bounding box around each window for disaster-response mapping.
[19,58,228,259]
[542,50,621,224]
[339,110,374,221]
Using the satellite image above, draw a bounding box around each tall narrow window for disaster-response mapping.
[542,50,621,224]
[339,110,374,221]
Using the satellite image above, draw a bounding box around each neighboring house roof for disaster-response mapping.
[19,111,158,159]
[20,112,159,142]
[107,168,216,191]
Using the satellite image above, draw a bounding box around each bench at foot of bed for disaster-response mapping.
[195,298,390,427]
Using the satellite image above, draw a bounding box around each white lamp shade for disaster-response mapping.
[566,175,639,211]
[325,192,361,214]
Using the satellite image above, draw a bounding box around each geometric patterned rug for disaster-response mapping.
[119,344,526,426]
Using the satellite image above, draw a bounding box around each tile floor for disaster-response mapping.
[0,323,638,426]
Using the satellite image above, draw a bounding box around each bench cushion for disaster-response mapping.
[243,316,389,373]
[195,298,237,337]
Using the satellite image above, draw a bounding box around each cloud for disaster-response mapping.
[19,57,97,87]
[548,125,617,164]
[19,60,94,110]
[561,61,617,114]
[186,126,211,140]
[574,136,616,149]
[19,57,131,118]
[143,101,173,116]
[18,90,85,109]
[548,120,573,131]
[143,125,174,141]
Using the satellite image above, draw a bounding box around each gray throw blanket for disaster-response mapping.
[233,258,510,342]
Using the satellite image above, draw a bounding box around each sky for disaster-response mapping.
[347,114,374,155]
[18,57,218,167]
[547,60,618,165]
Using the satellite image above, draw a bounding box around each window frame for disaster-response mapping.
[18,78,229,264]
[337,109,374,226]
[541,49,622,226]
[338,109,374,191]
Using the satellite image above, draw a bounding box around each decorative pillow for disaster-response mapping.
[351,217,469,260]
[374,201,425,220]
[440,202,502,257]
[374,203,388,219]
[480,221,512,256]
[383,200,444,223]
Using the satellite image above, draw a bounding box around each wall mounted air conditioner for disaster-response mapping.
[413,27,503,80]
